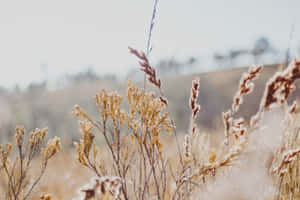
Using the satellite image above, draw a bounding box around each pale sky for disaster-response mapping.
[0,0,299,87]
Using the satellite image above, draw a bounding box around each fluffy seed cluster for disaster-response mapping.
[41,136,61,161]
[80,176,123,200]
[125,81,174,149]
[40,194,52,200]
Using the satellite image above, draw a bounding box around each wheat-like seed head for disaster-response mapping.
[288,100,298,114]
[183,135,191,162]
[189,79,200,119]
[222,111,232,145]
[128,46,162,89]
[261,58,300,110]
[232,65,263,113]
[273,148,300,176]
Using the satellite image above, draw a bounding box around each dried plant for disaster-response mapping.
[261,58,300,110]
[267,100,300,199]
[223,64,263,145]
[0,126,60,200]
[1,53,297,200]
[73,120,105,177]
[72,42,300,200]
[2,4,300,199]
[273,148,300,175]
[172,79,200,199]
[40,194,52,200]
[73,80,174,200]
[189,78,200,136]
[172,72,251,200]
[232,65,263,113]
[251,58,300,128]
[80,176,123,200]
[128,47,162,92]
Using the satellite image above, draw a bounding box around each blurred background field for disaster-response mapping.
[0,62,299,144]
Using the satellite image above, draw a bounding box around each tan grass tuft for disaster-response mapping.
[0,126,60,200]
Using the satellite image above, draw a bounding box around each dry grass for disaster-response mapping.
[1,38,300,200]
[0,127,60,200]
[1,0,300,198]
[68,50,300,200]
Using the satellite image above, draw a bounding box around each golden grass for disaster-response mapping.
[69,50,300,200]
[1,46,300,200]
[0,127,60,200]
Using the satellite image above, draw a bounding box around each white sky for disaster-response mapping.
[0,0,299,87]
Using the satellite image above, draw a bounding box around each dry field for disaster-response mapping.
[0,62,297,143]
[1,46,300,200]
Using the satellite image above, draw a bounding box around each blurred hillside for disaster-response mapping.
[0,63,299,144]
